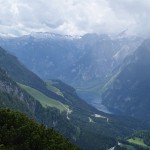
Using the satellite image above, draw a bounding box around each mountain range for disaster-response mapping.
[0,32,143,106]
[1,32,150,150]
[102,39,150,123]
[0,42,149,150]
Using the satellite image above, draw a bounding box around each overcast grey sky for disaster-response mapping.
[0,0,150,36]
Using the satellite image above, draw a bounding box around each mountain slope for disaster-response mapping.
[0,66,78,141]
[0,108,80,150]
[114,131,150,150]
[102,39,150,122]
[0,49,118,150]
[0,46,149,150]
[0,47,45,89]
[18,83,69,112]
[0,46,72,105]
[0,33,143,104]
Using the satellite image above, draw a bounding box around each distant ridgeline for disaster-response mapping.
[102,39,150,123]
[0,33,143,103]
[0,46,150,150]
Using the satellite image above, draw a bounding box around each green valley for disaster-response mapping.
[18,83,69,112]
[128,138,149,148]
[46,80,64,97]
[0,46,150,150]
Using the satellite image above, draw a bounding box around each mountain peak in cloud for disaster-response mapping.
[0,0,150,37]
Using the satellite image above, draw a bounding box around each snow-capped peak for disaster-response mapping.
[29,32,81,40]
[0,33,17,39]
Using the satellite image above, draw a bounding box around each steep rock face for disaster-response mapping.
[0,54,118,150]
[0,47,71,104]
[0,33,142,86]
[0,47,119,150]
[0,45,150,150]
[0,67,38,115]
[102,39,150,122]
[0,33,143,103]
[0,67,79,143]
[0,47,45,90]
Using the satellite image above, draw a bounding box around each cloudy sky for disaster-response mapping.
[0,0,150,36]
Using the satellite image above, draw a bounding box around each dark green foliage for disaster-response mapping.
[76,130,116,150]
[34,106,78,141]
[0,69,121,150]
[113,139,150,150]
[0,46,150,150]
[115,143,150,150]
[114,133,150,150]
[49,79,103,115]
[49,80,150,136]
[115,145,149,150]
[0,47,45,89]
[0,91,32,116]
[0,67,78,143]
[0,47,66,103]
[0,67,148,150]
[131,131,150,146]
[0,108,80,150]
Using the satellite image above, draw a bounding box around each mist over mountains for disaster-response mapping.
[102,39,150,122]
[1,31,150,149]
[2,0,150,149]
[1,42,149,150]
[0,32,143,107]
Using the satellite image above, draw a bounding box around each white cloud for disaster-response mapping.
[0,0,150,36]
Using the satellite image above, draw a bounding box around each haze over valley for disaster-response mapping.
[1,1,150,150]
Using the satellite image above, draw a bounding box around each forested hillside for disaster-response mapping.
[0,108,80,150]
[0,46,149,150]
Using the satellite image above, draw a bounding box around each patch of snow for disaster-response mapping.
[0,33,17,38]
[91,98,112,114]
[88,117,95,123]
[66,108,72,120]
[92,114,109,123]
[29,32,81,40]
[108,146,115,150]
[94,114,106,119]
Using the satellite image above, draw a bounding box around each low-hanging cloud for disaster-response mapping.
[0,0,150,36]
